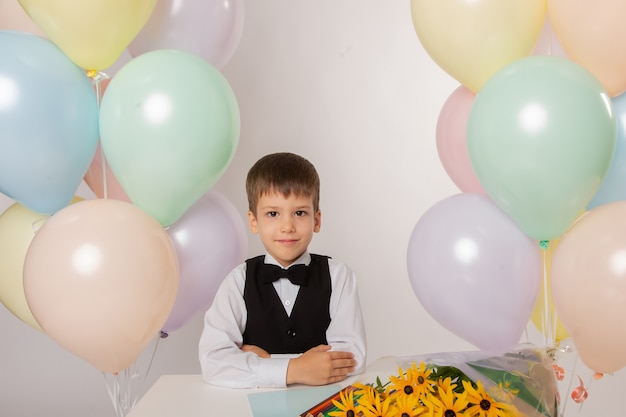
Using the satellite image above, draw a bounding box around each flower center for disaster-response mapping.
[404,385,414,395]
[444,410,456,417]
[418,376,425,384]
[347,411,355,417]
[480,399,491,410]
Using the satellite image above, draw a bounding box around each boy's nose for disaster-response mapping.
[280,218,295,232]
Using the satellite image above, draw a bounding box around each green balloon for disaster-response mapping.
[467,56,616,241]
[100,49,240,226]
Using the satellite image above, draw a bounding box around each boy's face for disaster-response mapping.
[248,190,321,267]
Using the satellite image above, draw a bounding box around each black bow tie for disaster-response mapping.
[260,263,308,286]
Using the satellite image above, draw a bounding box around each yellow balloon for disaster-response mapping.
[18,0,157,70]
[0,197,83,331]
[530,239,569,343]
[410,0,546,92]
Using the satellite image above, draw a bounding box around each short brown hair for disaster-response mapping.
[246,152,320,214]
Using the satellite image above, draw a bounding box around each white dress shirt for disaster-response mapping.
[198,251,367,388]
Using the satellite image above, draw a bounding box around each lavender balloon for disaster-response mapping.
[164,190,247,333]
[407,193,541,350]
[128,0,244,70]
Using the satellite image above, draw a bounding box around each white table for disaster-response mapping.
[126,357,400,417]
[126,352,621,417]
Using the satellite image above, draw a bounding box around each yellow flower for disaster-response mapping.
[358,392,396,417]
[422,384,469,417]
[329,387,358,417]
[408,362,436,398]
[394,394,426,417]
[435,376,457,394]
[354,382,385,405]
[389,366,418,397]
[497,380,520,397]
[328,361,528,417]
[462,380,515,417]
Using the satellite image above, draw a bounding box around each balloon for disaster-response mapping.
[588,93,626,209]
[548,0,626,96]
[407,193,542,350]
[23,199,179,374]
[436,85,485,194]
[467,56,616,241]
[129,0,245,70]
[99,49,241,227]
[551,202,626,373]
[529,239,569,343]
[0,205,46,331]
[531,17,567,58]
[17,0,157,70]
[0,0,45,35]
[0,196,84,332]
[410,0,546,92]
[83,143,130,202]
[163,191,247,333]
[0,31,99,214]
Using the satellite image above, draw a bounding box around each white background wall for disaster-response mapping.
[0,1,623,416]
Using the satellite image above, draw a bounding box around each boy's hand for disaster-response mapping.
[286,344,356,385]
[241,344,270,358]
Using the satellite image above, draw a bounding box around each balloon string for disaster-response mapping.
[103,371,122,417]
[133,335,162,408]
[89,70,111,200]
[548,242,559,348]
[102,333,162,417]
[539,240,555,348]
[561,353,580,416]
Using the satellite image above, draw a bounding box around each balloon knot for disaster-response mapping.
[160,331,169,339]
[539,240,550,250]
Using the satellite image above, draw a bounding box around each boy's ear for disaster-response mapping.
[314,209,321,233]
[248,210,259,234]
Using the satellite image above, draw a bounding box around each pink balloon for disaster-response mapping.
[128,0,244,69]
[551,202,626,374]
[531,17,568,58]
[83,142,130,202]
[407,193,541,350]
[163,190,247,333]
[23,199,179,374]
[0,0,45,35]
[436,86,485,194]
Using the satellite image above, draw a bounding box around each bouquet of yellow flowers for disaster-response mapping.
[302,344,559,417]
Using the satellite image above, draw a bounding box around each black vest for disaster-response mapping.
[242,254,332,354]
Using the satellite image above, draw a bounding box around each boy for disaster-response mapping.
[199,152,366,388]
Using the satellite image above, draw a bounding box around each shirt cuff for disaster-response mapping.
[257,357,291,387]
[270,353,301,359]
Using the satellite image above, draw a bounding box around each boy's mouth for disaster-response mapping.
[277,239,298,245]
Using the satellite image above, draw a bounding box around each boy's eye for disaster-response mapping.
[295,210,307,217]
[267,211,278,217]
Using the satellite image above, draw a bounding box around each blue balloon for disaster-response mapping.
[588,93,626,210]
[0,30,99,214]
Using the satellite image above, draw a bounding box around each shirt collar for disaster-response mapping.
[263,251,311,269]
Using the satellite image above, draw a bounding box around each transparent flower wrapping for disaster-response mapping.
[302,343,560,417]
[397,344,559,417]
